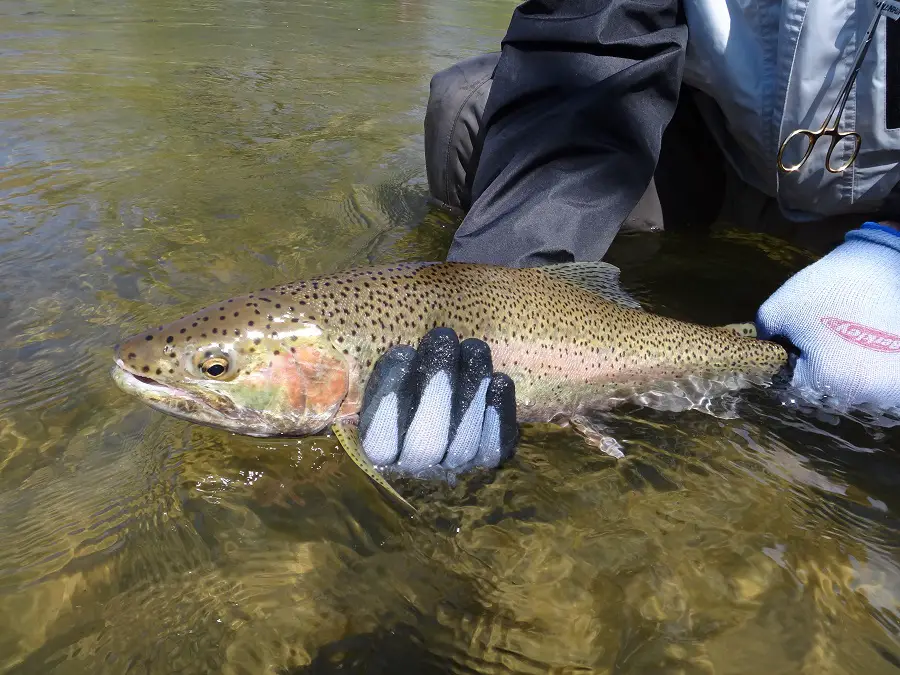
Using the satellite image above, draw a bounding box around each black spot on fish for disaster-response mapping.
[145,335,153,341]
[142,366,150,373]
[166,336,173,344]
[128,353,136,360]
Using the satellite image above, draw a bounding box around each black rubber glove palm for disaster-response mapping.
[358,328,518,474]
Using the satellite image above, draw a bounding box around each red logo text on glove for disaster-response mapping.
[821,317,900,353]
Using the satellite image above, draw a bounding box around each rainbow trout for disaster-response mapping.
[112,262,787,503]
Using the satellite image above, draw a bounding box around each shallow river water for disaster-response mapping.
[2,1,900,673]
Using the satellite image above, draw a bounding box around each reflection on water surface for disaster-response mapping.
[1,0,899,673]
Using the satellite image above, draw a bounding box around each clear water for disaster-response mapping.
[2,1,899,673]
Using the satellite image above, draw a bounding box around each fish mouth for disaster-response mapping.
[131,373,163,387]
[111,360,239,429]
[113,359,192,398]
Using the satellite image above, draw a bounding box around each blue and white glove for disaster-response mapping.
[756,222,900,410]
[358,327,518,474]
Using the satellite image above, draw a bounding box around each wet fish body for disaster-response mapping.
[111,262,788,438]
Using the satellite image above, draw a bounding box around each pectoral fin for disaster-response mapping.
[331,420,417,514]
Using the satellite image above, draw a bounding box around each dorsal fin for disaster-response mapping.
[538,262,643,310]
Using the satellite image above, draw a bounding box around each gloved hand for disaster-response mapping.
[358,327,518,474]
[756,222,900,410]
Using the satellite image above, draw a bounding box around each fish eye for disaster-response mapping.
[201,356,230,379]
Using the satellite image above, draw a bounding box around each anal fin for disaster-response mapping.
[551,413,626,459]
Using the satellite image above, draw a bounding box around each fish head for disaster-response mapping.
[111,293,352,437]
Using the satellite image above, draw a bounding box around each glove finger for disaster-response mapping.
[754,296,786,342]
[359,345,417,465]
[397,327,460,472]
[442,338,493,470]
[472,372,518,470]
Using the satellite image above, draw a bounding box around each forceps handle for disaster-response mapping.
[777,3,884,174]
[777,128,821,173]
[824,130,862,173]
[777,128,862,173]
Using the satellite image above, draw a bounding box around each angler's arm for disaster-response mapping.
[446,0,688,267]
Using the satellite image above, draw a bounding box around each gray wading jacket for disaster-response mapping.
[684,0,900,219]
[447,0,900,266]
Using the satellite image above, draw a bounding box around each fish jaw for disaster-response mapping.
[110,360,277,435]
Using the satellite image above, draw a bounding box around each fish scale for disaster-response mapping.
[283,262,785,419]
[113,261,788,433]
